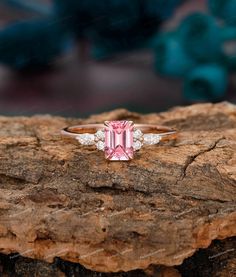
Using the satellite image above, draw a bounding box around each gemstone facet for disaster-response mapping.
[105,121,134,161]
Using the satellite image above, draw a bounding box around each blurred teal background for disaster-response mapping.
[0,0,235,116]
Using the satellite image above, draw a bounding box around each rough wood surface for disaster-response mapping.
[0,102,235,273]
[0,237,235,276]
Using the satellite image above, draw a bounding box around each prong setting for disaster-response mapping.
[104,121,110,127]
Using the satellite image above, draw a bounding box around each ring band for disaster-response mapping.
[61,121,177,161]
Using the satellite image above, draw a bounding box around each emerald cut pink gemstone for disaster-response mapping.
[104,121,134,161]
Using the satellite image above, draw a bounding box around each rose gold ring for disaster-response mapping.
[61,121,177,161]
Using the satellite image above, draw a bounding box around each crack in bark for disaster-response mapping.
[181,137,225,180]
[0,172,28,184]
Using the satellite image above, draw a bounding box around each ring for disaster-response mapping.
[61,121,177,161]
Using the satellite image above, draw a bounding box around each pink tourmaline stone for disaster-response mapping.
[105,121,134,161]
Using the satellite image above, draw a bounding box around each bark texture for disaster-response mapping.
[0,102,235,273]
[0,237,235,276]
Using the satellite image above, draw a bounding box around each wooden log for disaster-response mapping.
[0,102,235,273]
[0,237,235,276]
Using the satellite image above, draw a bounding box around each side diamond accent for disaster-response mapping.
[76,134,95,145]
[96,141,105,151]
[133,129,143,141]
[143,134,161,145]
[95,130,105,141]
[133,140,142,151]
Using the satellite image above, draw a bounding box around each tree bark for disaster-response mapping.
[0,102,235,273]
